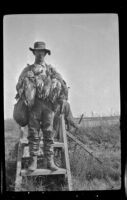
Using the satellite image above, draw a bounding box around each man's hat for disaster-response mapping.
[29,41,51,55]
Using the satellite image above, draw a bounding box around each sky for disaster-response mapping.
[4,14,120,118]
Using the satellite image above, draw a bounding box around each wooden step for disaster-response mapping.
[21,168,66,176]
[22,142,64,158]
[20,138,28,144]
[53,142,64,148]
[22,146,44,158]
[20,138,64,148]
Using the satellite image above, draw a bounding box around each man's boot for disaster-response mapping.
[47,154,60,171]
[28,155,37,171]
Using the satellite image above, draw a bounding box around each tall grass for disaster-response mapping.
[69,120,121,190]
[4,117,121,191]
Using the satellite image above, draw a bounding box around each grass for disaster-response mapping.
[4,116,121,191]
[69,120,121,190]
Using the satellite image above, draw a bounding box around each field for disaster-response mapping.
[4,116,121,191]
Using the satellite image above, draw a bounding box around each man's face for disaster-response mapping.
[34,50,46,63]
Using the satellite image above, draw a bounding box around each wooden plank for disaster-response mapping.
[66,132,103,165]
[22,142,64,158]
[53,142,64,148]
[57,117,64,142]
[60,114,73,191]
[40,141,65,148]
[15,141,23,191]
[20,138,64,149]
[22,146,30,158]
[20,138,28,144]
[21,168,66,176]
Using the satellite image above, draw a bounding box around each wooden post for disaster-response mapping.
[15,141,23,191]
[60,114,72,191]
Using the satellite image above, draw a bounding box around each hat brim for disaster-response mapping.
[29,47,51,55]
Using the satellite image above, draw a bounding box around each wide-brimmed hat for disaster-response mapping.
[29,41,51,55]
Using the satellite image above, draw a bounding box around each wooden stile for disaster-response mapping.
[15,114,72,191]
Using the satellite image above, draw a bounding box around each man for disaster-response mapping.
[15,41,79,171]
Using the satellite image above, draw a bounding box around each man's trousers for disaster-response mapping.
[27,98,54,157]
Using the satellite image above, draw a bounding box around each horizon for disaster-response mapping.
[4,113,120,121]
